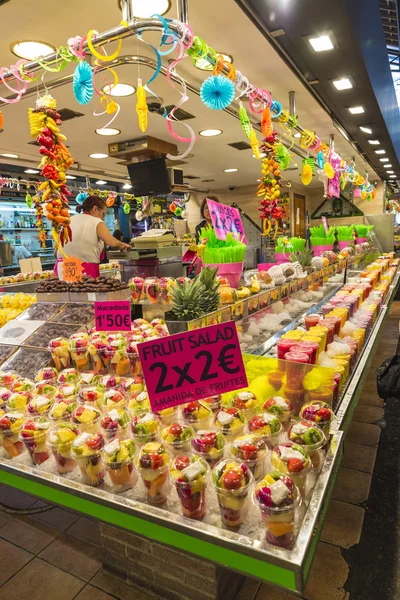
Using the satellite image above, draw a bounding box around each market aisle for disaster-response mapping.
[0,303,399,600]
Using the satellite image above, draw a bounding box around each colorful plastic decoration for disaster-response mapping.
[324,162,335,180]
[76,192,87,205]
[0,110,2,129]
[301,161,313,186]
[200,75,235,110]
[123,202,131,214]
[73,61,94,105]
[239,102,252,139]
[317,151,325,169]
[169,203,177,212]
[275,145,291,170]
[261,106,272,137]
[25,193,32,208]
[106,195,115,207]
[250,129,261,159]
[174,207,183,217]
[136,79,148,133]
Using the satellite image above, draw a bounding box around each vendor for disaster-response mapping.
[12,243,32,265]
[55,195,130,280]
[195,196,217,243]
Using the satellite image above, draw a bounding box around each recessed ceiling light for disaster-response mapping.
[224,168,239,173]
[380,158,389,162]
[123,183,132,190]
[10,40,56,60]
[332,78,352,90]
[387,170,394,173]
[389,175,397,178]
[368,140,380,145]
[294,132,301,138]
[24,169,39,174]
[101,83,136,97]
[252,152,267,158]
[65,175,76,180]
[309,35,334,52]
[348,106,365,114]
[199,129,222,137]
[96,180,107,185]
[375,150,386,154]
[96,128,121,136]
[123,0,171,18]
[0,153,19,158]
[89,153,108,159]
[359,126,372,134]
[384,164,393,168]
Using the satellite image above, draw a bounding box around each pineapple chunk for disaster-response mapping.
[116,446,130,462]
[78,408,96,423]
[57,429,76,443]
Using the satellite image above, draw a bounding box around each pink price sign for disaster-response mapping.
[137,322,248,412]
[206,198,247,244]
[95,300,131,332]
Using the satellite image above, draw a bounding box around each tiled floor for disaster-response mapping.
[0,303,398,600]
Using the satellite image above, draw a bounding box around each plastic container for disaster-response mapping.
[170,454,208,519]
[100,408,130,441]
[211,459,253,527]
[248,412,283,449]
[274,253,289,264]
[262,396,294,425]
[182,401,213,432]
[191,429,226,467]
[160,421,194,456]
[72,432,106,486]
[304,315,320,331]
[214,408,246,442]
[297,342,318,365]
[203,262,244,289]
[48,338,71,371]
[20,416,51,465]
[277,339,298,360]
[137,442,170,505]
[103,438,137,491]
[0,412,25,458]
[267,369,286,391]
[288,420,326,469]
[231,434,267,480]
[312,244,331,257]
[284,387,305,416]
[284,352,309,389]
[71,404,102,433]
[131,412,159,446]
[270,442,311,496]
[48,397,77,423]
[254,473,298,548]
[48,423,80,474]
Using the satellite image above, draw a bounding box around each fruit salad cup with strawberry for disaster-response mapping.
[106,340,130,377]
[214,408,246,442]
[170,454,208,519]
[57,368,81,385]
[70,335,91,372]
[11,378,35,393]
[182,401,213,432]
[49,397,77,423]
[255,472,298,548]
[36,367,58,382]
[48,423,80,474]
[102,389,126,412]
[211,459,253,527]
[299,401,334,439]
[54,383,79,402]
[78,386,104,410]
[144,277,160,304]
[202,395,222,413]
[0,412,25,457]
[126,344,142,377]
[137,442,170,505]
[248,412,283,449]
[35,381,57,399]
[271,443,311,496]
[89,335,109,374]
[288,420,326,469]
[229,391,259,420]
[262,396,294,426]
[97,375,124,392]
[27,395,54,417]
[20,416,51,465]
[100,408,130,441]
[120,376,144,397]
[0,387,12,410]
[48,337,71,371]
[79,371,100,386]
[72,432,106,486]
[154,406,177,426]
[159,277,174,305]
[230,434,267,480]
[160,421,193,456]
[6,391,32,413]
[191,429,225,467]
[131,413,159,446]
[128,390,151,415]
[103,438,137,491]
[129,276,145,303]
[0,371,20,389]
[72,404,102,433]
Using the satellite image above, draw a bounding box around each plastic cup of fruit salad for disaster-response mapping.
[100,408,131,441]
[48,423,80,474]
[131,412,159,446]
[213,408,246,442]
[211,459,253,527]
[71,404,102,434]
[230,434,267,480]
[72,432,106,486]
[0,412,25,458]
[160,421,194,456]
[270,443,311,496]
[170,454,208,519]
[103,438,137,491]
[19,416,51,465]
[137,442,170,505]
[191,429,226,467]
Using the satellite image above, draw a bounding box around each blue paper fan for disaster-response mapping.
[200,75,235,110]
[73,61,94,105]
[76,192,88,204]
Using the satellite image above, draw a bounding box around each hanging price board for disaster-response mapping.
[138,322,248,412]
[61,257,83,283]
[95,300,131,332]
[206,198,247,243]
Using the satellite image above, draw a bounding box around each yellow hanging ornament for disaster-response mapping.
[136,78,148,133]
[324,162,335,179]
[249,128,261,159]
[301,163,313,185]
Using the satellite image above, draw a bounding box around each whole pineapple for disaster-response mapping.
[289,249,313,271]
[170,278,205,321]
[198,267,220,314]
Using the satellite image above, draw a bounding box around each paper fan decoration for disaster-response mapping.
[76,192,88,204]
[200,75,235,110]
[123,203,131,214]
[73,61,94,105]
[239,102,252,139]
[324,162,335,179]
[317,151,324,169]
[301,162,313,185]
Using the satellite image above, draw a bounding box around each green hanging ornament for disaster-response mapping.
[340,174,345,190]
[25,193,32,208]
[303,157,315,173]
[123,202,131,214]
[275,144,291,170]
[175,207,182,217]
[239,102,252,139]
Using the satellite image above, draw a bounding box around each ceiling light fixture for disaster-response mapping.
[199,129,223,137]
[96,180,107,185]
[10,40,56,60]
[384,164,393,168]
[123,183,132,190]
[89,153,108,159]
[101,83,136,97]
[348,106,365,114]
[96,128,121,136]
[224,168,238,172]
[387,170,394,173]
[122,0,171,18]
[389,174,397,178]
[0,153,19,158]
[309,35,334,52]
[368,140,380,145]
[359,126,372,134]
[24,169,39,174]
[332,78,353,90]
[252,152,267,159]
[380,158,389,162]
[65,175,76,180]
[375,150,386,154]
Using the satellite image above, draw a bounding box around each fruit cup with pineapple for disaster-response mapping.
[0,387,13,411]
[103,438,137,491]
[106,339,130,377]
[160,421,194,456]
[170,454,209,519]
[49,397,77,423]
[143,277,160,304]
[126,342,142,378]
[129,276,145,303]
[230,434,267,480]
[27,394,54,417]
[0,371,20,389]
[262,396,294,427]
[89,334,109,374]
[20,416,51,465]
[254,472,299,548]
[270,443,311,496]
[72,431,106,486]
[97,374,124,392]
[131,412,159,446]
[0,412,25,457]
[159,277,174,305]
[11,377,35,394]
[248,412,283,449]
[79,386,104,410]
[6,391,33,414]
[201,395,222,413]
[182,401,213,432]
[299,401,334,440]
[35,381,57,399]
[120,376,144,397]
[54,382,79,403]
[102,388,127,413]
[48,337,71,371]
[151,317,169,333]
[100,408,130,441]
[128,389,151,415]
[79,371,100,386]
[229,390,259,420]
[137,441,170,505]
[69,334,91,372]
[154,406,177,425]
[191,429,226,467]
[214,407,246,442]
[48,422,80,473]
[287,419,325,469]
[36,367,59,383]
[72,404,102,433]
[57,368,81,385]
[211,459,253,527]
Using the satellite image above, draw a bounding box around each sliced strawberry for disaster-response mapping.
[175,455,190,470]
[169,423,183,436]
[288,458,304,473]
[223,469,242,490]
[317,407,332,421]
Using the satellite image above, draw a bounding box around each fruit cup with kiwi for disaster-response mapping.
[27,395,54,417]
[120,376,144,397]
[49,397,77,423]
[57,368,81,385]
[36,367,59,383]
[96,375,124,392]
[102,388,127,412]
[182,401,213,432]
[160,421,194,456]
[0,412,25,457]
[20,416,51,465]
[229,390,259,420]
[72,432,106,486]
[100,408,130,441]
[128,390,151,415]
[35,381,57,399]
[79,371,100,386]
[48,422,80,474]
[154,406,177,425]
[6,391,32,414]
[48,337,71,371]
[214,408,246,442]
[230,434,267,480]
[0,371,20,389]
[106,339,130,377]
[126,343,142,377]
[288,419,326,469]
[248,412,283,449]
[170,454,208,519]
[255,472,298,548]
[144,277,160,304]
[299,401,334,440]
[271,443,311,496]
[88,335,108,374]
[11,378,35,393]
[69,334,91,372]
[79,386,104,410]
[211,459,253,527]
[129,276,144,303]
[131,412,159,446]
[72,404,102,434]
[262,396,294,427]
[103,438,137,490]
[201,395,222,413]
[137,442,170,505]
[191,429,225,467]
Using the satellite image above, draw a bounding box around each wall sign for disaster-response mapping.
[138,322,248,412]
[95,300,131,331]
[206,198,247,243]
[61,257,83,283]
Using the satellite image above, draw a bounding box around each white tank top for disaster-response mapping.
[57,213,104,267]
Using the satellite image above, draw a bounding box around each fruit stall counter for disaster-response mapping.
[0,254,397,596]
